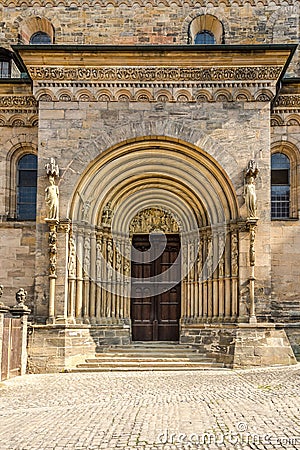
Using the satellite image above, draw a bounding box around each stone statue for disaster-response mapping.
[82,201,91,221]
[45,175,59,220]
[45,157,59,178]
[129,207,180,234]
[101,202,113,227]
[68,235,76,278]
[244,176,257,219]
[244,159,259,219]
[15,288,27,307]
[246,159,259,178]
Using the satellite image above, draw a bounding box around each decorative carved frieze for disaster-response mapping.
[0,96,37,108]
[0,95,38,127]
[274,95,300,108]
[1,0,294,6]
[29,66,282,82]
[129,208,180,234]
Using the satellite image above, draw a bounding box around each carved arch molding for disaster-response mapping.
[63,137,247,326]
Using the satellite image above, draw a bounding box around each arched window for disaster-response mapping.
[19,17,54,45]
[30,32,52,45]
[189,14,224,45]
[195,31,216,45]
[17,154,37,220]
[271,153,290,219]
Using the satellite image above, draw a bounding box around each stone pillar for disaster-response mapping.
[0,297,9,381]
[55,220,71,323]
[10,303,31,376]
[45,219,58,324]
[248,220,258,324]
[67,231,76,323]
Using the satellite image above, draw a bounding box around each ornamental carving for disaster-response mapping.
[130,208,180,234]
[231,231,239,277]
[101,202,113,227]
[0,96,37,108]
[2,0,295,6]
[274,95,300,108]
[29,66,282,82]
[48,226,57,276]
[249,226,256,267]
[68,234,76,278]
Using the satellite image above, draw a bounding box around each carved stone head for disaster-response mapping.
[15,288,27,306]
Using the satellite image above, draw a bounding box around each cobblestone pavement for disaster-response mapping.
[0,366,299,450]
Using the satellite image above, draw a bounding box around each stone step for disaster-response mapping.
[95,350,202,356]
[72,342,222,372]
[86,356,213,362]
[69,366,226,372]
[75,361,224,369]
[100,343,185,350]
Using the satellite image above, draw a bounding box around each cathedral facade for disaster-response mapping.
[0,0,299,371]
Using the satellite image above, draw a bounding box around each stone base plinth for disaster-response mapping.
[27,324,97,373]
[180,323,297,368]
[89,324,131,349]
[27,323,132,373]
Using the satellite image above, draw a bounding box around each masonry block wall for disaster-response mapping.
[0,0,299,329]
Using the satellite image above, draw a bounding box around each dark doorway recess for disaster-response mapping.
[131,233,181,341]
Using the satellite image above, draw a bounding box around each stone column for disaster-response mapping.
[55,219,71,323]
[45,219,58,324]
[248,220,258,324]
[67,231,76,323]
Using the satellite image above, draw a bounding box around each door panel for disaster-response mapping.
[131,234,181,341]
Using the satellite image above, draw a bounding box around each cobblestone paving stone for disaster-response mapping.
[0,365,299,450]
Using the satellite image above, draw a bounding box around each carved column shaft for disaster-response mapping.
[67,231,76,322]
[89,232,97,324]
[46,220,58,324]
[249,222,257,324]
[75,230,84,322]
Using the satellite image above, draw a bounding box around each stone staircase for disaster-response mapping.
[69,342,225,372]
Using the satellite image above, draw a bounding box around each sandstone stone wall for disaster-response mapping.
[0,124,37,311]
[0,2,299,74]
[0,222,36,310]
[270,95,300,321]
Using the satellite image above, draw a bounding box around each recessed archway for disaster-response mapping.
[67,136,240,330]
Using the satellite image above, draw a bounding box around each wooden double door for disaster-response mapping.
[131,233,181,341]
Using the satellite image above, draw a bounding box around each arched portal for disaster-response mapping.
[67,137,240,341]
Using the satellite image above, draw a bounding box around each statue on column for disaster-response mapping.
[244,160,259,219]
[45,158,59,221]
